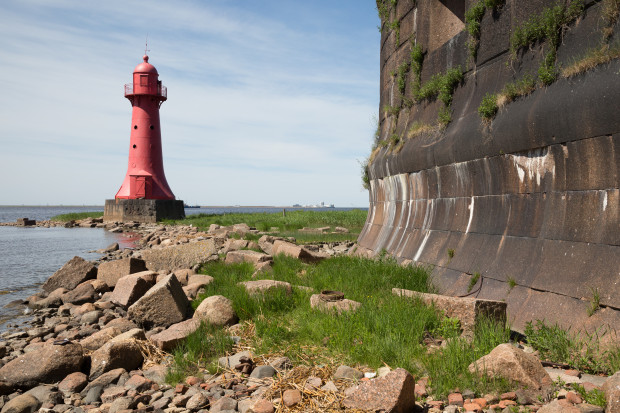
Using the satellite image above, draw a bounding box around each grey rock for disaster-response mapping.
[128,274,189,329]
[210,396,237,412]
[334,365,364,381]
[42,257,97,294]
[24,385,61,404]
[89,331,144,379]
[97,258,147,289]
[0,343,85,390]
[0,393,39,413]
[193,296,238,327]
[108,396,136,413]
[218,351,252,369]
[80,368,126,396]
[82,385,103,404]
[250,365,276,379]
[80,310,102,325]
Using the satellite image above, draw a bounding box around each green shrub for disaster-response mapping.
[478,93,499,119]
[538,50,557,85]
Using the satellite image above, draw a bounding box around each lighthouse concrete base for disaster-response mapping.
[103,199,185,223]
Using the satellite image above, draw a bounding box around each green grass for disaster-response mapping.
[562,42,620,78]
[524,320,620,374]
[573,384,607,408]
[510,0,584,54]
[165,209,367,234]
[538,50,558,85]
[422,316,513,398]
[167,254,519,399]
[467,272,481,292]
[191,255,442,370]
[587,287,601,317]
[51,211,104,222]
[478,92,499,120]
[172,254,517,398]
[165,321,235,383]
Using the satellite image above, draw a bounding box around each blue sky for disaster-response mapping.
[0,1,379,207]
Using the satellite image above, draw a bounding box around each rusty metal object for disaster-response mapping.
[319,290,345,302]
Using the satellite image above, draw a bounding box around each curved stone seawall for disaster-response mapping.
[360,0,620,332]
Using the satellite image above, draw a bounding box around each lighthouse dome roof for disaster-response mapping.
[134,55,158,74]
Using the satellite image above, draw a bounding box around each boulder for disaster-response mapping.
[218,351,253,369]
[0,343,85,390]
[183,282,207,299]
[80,368,126,397]
[172,268,196,286]
[79,327,122,351]
[334,365,364,381]
[194,295,238,327]
[149,319,201,351]
[468,343,552,390]
[310,294,361,314]
[58,372,88,395]
[128,274,190,329]
[42,256,97,293]
[97,257,147,288]
[89,329,145,379]
[131,270,158,284]
[109,273,153,308]
[225,250,272,266]
[238,280,292,295]
[272,240,326,263]
[393,289,507,339]
[0,393,40,413]
[602,371,620,413]
[257,235,278,255]
[140,239,217,273]
[104,318,139,333]
[188,274,214,286]
[282,389,302,407]
[60,281,96,305]
[343,368,415,413]
[222,239,249,254]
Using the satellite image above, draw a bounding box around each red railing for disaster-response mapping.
[124,83,167,98]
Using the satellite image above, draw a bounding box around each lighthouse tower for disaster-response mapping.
[104,55,184,223]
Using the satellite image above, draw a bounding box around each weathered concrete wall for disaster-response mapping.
[361,0,620,332]
[104,199,185,223]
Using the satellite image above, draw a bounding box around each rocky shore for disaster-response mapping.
[0,218,618,413]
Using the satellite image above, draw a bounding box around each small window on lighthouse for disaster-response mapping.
[140,75,148,86]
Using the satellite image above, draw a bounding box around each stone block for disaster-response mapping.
[109,273,153,308]
[97,258,147,288]
[343,368,415,413]
[149,319,201,352]
[393,289,506,339]
[272,240,326,263]
[128,274,190,329]
[140,239,217,273]
[238,280,292,295]
[42,256,97,293]
[225,250,272,266]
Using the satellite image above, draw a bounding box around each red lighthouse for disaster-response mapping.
[116,55,174,200]
[104,55,184,223]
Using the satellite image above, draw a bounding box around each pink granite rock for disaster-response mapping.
[343,368,415,413]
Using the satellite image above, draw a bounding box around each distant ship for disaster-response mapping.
[183,203,201,208]
[294,202,334,208]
